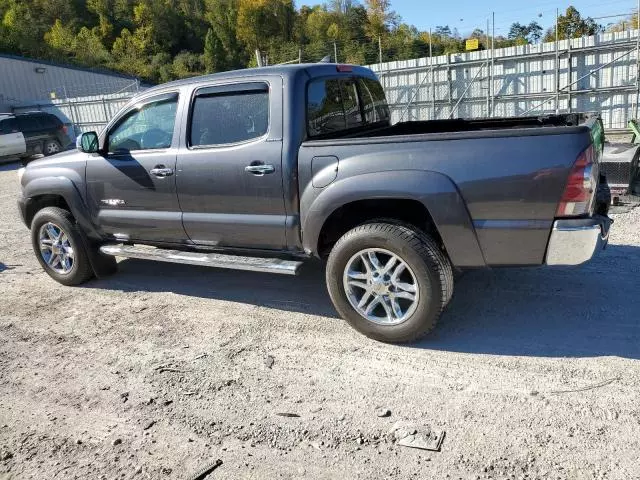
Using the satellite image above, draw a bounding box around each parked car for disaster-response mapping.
[0,112,73,162]
[17,64,612,343]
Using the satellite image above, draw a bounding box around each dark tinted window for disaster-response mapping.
[16,115,41,132]
[0,118,19,134]
[358,78,390,124]
[307,76,389,138]
[190,87,269,147]
[38,114,60,128]
[307,79,346,137]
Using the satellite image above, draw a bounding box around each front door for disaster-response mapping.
[176,81,287,250]
[0,118,26,157]
[86,92,186,243]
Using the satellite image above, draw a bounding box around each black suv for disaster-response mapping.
[3,112,73,161]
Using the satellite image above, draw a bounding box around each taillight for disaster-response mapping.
[556,145,597,217]
[60,124,68,134]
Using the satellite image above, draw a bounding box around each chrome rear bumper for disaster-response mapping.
[545,216,611,266]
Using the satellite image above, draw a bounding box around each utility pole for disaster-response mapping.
[334,42,338,63]
[635,0,640,118]
[486,19,490,117]
[429,28,435,120]
[555,8,560,114]
[378,36,383,64]
[491,11,495,117]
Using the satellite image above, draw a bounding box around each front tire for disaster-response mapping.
[326,223,453,343]
[31,207,94,286]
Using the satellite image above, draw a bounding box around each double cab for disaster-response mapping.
[18,64,611,343]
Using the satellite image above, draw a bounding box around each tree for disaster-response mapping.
[363,0,398,40]
[544,6,601,41]
[202,28,226,73]
[508,21,543,44]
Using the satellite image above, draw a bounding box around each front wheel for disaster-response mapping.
[31,207,94,286]
[326,223,453,343]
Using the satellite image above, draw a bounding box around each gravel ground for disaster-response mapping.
[1,160,639,480]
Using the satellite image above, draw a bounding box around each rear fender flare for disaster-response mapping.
[301,170,486,267]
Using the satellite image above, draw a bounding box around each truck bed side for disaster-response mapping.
[298,126,593,267]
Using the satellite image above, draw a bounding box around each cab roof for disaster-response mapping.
[141,63,377,97]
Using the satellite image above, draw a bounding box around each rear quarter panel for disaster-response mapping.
[299,128,592,266]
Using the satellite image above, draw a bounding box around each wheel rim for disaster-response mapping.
[46,142,60,154]
[343,248,420,326]
[38,222,74,274]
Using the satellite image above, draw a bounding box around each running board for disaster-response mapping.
[99,245,303,275]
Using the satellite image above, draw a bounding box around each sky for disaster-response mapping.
[300,0,639,37]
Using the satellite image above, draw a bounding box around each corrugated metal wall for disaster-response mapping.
[0,55,139,105]
[368,30,640,130]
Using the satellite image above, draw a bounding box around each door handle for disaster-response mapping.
[150,166,174,177]
[245,164,275,175]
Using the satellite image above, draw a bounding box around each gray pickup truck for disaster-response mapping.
[17,64,612,343]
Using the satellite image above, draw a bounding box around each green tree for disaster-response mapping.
[544,6,601,41]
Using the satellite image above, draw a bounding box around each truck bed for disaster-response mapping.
[335,114,597,140]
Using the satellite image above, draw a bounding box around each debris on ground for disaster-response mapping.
[376,408,391,418]
[264,355,275,369]
[275,413,300,418]
[397,431,445,452]
[185,459,223,480]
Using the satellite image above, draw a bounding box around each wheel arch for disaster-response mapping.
[22,176,99,240]
[302,170,486,267]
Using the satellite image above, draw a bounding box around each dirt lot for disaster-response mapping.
[1,160,639,480]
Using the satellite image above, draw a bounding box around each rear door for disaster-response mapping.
[176,80,287,249]
[0,118,26,157]
[85,92,186,243]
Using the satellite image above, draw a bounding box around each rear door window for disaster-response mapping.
[16,116,39,133]
[189,83,269,147]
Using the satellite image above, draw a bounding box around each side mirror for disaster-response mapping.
[76,131,99,153]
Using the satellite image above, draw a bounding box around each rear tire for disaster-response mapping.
[43,139,61,156]
[326,222,453,343]
[31,207,94,286]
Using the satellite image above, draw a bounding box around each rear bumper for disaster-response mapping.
[545,215,612,266]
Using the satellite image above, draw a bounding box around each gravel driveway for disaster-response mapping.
[1,161,639,479]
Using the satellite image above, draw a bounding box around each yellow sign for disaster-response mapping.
[50,92,56,99]
[465,38,479,51]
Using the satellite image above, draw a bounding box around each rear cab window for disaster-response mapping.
[307,76,390,139]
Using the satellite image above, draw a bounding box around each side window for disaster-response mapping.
[108,93,178,153]
[189,85,269,147]
[0,118,19,134]
[358,78,390,124]
[16,116,37,133]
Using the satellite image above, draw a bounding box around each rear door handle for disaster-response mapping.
[150,166,174,177]
[245,164,275,175]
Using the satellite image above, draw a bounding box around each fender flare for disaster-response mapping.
[301,170,486,267]
[23,176,100,240]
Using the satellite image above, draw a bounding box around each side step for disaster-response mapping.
[99,244,303,275]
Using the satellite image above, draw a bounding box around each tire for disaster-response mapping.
[31,207,94,286]
[326,222,453,343]
[43,139,62,156]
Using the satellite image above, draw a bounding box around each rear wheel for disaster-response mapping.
[43,139,61,156]
[31,207,94,286]
[326,222,453,343]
